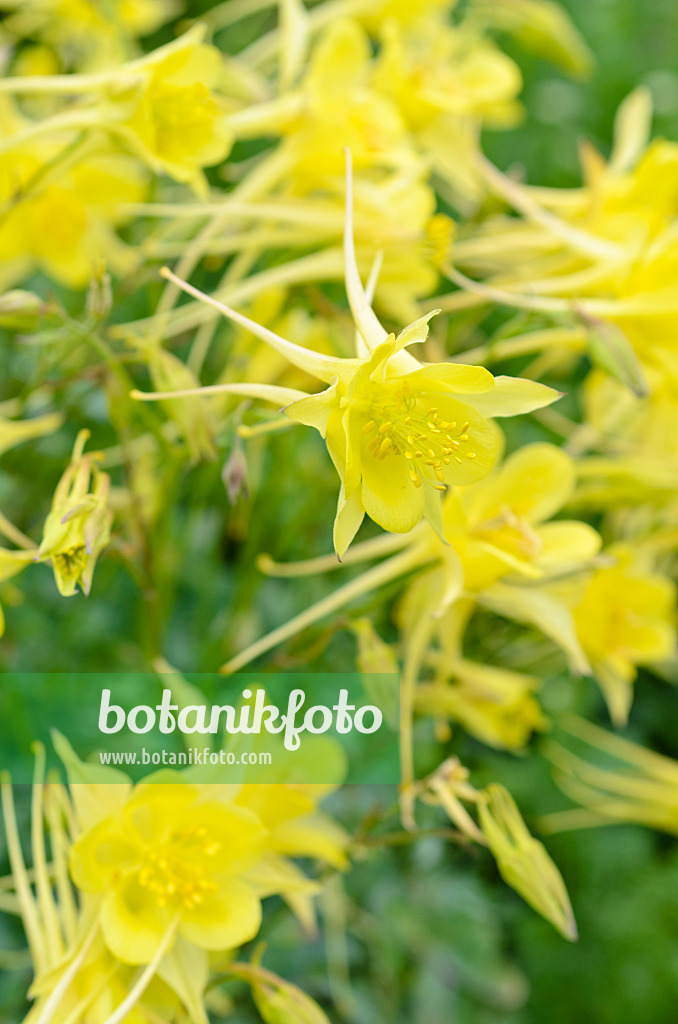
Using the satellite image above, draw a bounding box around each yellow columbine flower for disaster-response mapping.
[570,546,677,726]
[1,0,179,67]
[0,142,147,290]
[68,778,348,966]
[35,429,112,596]
[219,440,598,677]
[137,153,560,554]
[229,18,414,186]
[439,441,601,591]
[114,30,233,195]
[416,658,547,752]
[69,783,267,965]
[447,89,678,382]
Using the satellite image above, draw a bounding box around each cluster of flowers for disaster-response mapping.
[0,0,677,1019]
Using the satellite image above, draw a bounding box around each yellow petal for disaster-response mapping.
[472,443,575,524]
[284,381,339,436]
[102,875,173,964]
[333,486,365,558]
[401,362,495,394]
[0,547,34,583]
[466,376,561,417]
[361,453,426,533]
[481,582,590,674]
[271,813,350,869]
[179,878,261,950]
[393,310,440,352]
[536,521,601,568]
[69,818,139,892]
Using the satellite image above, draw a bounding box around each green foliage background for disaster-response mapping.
[1,0,678,1021]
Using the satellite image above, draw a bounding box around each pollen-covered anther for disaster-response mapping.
[363,402,476,487]
[137,827,221,908]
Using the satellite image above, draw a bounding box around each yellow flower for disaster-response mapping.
[230,19,414,186]
[0,142,147,289]
[439,441,601,591]
[371,20,522,134]
[218,439,598,681]
[416,659,547,751]
[1,0,179,68]
[140,154,560,554]
[570,547,677,725]
[69,783,267,965]
[113,28,233,194]
[36,429,113,596]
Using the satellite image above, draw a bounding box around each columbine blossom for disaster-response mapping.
[134,152,560,554]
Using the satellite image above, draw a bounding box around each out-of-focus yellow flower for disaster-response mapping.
[230,19,415,184]
[372,21,522,134]
[70,783,267,964]
[113,31,233,195]
[68,777,347,966]
[138,155,559,553]
[470,0,594,77]
[449,89,678,381]
[36,429,112,596]
[569,547,677,725]
[0,0,180,69]
[544,716,678,836]
[478,783,577,940]
[416,659,547,751]
[0,141,147,289]
[439,441,600,590]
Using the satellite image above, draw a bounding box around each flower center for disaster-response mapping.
[362,396,477,490]
[137,825,221,909]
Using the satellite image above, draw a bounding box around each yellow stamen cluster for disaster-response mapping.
[137,825,221,909]
[363,398,476,490]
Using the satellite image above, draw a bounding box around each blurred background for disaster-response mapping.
[1,0,678,1021]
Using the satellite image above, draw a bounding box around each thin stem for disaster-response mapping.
[29,919,100,1024]
[256,531,412,577]
[99,921,178,1024]
[220,546,430,673]
[0,511,36,550]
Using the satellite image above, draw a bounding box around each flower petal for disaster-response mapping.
[536,522,602,568]
[402,362,495,394]
[361,453,425,533]
[333,486,365,558]
[466,376,561,417]
[179,878,261,951]
[470,443,575,524]
[102,875,173,964]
